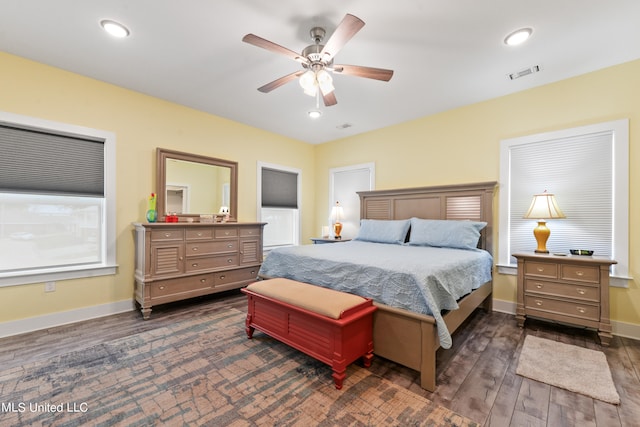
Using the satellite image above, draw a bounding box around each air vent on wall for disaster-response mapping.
[336,123,353,130]
[508,65,541,80]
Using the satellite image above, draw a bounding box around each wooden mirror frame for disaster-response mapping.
[156,148,238,222]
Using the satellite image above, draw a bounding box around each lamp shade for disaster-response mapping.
[523,192,566,219]
[330,201,344,222]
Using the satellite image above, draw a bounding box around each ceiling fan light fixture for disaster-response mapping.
[504,27,532,46]
[299,70,317,96]
[316,69,335,95]
[100,19,130,38]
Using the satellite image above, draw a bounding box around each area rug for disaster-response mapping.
[516,335,620,405]
[0,308,477,426]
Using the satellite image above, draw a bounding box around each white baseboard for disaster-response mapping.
[491,298,640,341]
[0,300,135,339]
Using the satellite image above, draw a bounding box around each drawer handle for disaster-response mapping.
[227,244,233,248]
[577,288,586,295]
[164,233,171,238]
[159,285,165,290]
[575,270,584,276]
[197,232,203,237]
[536,267,545,272]
[179,257,183,261]
[200,278,207,283]
[219,275,225,280]
[251,270,256,275]
[192,263,198,267]
[227,258,233,263]
[535,300,543,306]
[225,231,230,236]
[577,307,586,314]
[535,282,544,289]
[192,247,199,251]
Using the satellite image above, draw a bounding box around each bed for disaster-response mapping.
[259,182,496,391]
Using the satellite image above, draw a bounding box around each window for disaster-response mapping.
[257,162,301,249]
[498,119,630,287]
[0,112,116,287]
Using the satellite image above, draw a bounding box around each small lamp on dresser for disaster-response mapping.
[331,201,344,240]
[523,190,565,253]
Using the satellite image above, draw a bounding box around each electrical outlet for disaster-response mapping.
[45,281,56,292]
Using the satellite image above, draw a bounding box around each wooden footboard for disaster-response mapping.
[372,280,492,391]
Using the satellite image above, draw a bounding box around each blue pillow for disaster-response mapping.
[354,219,411,245]
[408,218,487,250]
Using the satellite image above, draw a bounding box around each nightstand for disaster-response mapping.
[310,238,352,244]
[513,252,617,346]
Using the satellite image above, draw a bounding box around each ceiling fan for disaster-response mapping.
[242,14,394,107]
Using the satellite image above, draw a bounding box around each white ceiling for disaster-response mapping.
[1,1,639,144]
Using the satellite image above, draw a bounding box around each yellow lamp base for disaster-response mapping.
[333,222,342,240]
[533,220,550,253]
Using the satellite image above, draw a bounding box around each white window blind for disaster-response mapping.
[509,131,613,259]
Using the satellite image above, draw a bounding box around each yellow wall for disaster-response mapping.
[1,51,638,331]
[315,59,640,327]
[0,52,315,322]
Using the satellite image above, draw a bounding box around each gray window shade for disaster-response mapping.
[261,168,297,208]
[0,124,104,197]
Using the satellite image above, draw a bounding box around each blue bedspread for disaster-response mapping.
[258,241,493,349]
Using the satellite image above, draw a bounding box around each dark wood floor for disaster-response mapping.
[2,291,638,426]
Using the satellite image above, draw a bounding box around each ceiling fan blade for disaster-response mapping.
[242,34,305,63]
[322,91,337,107]
[257,71,304,93]
[320,14,365,61]
[332,64,394,81]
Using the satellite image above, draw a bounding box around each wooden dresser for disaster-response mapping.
[513,252,616,345]
[133,222,265,319]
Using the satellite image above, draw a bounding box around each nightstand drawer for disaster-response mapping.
[524,295,599,322]
[524,261,558,278]
[524,279,599,302]
[560,264,599,283]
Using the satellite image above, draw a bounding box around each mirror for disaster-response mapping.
[156,148,238,222]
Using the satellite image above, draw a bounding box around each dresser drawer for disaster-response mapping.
[186,240,238,256]
[186,228,214,240]
[186,254,239,272]
[150,274,213,298]
[215,227,238,239]
[524,279,599,302]
[240,227,261,238]
[150,228,183,241]
[212,266,260,286]
[524,261,557,279]
[560,264,599,283]
[524,295,599,322]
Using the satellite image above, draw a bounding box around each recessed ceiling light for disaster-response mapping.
[504,28,532,46]
[308,110,322,119]
[100,20,130,38]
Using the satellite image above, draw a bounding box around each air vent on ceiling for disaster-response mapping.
[336,123,353,130]
[508,65,541,80]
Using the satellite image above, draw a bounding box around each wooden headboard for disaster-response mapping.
[357,182,497,254]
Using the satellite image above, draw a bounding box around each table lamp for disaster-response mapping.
[524,191,566,253]
[330,201,344,240]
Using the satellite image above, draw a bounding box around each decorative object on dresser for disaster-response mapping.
[330,201,344,239]
[513,252,617,345]
[133,222,265,319]
[523,190,566,253]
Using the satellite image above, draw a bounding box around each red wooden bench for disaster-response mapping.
[241,278,377,389]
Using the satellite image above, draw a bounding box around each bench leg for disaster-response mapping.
[332,367,346,390]
[245,313,254,339]
[362,350,374,368]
